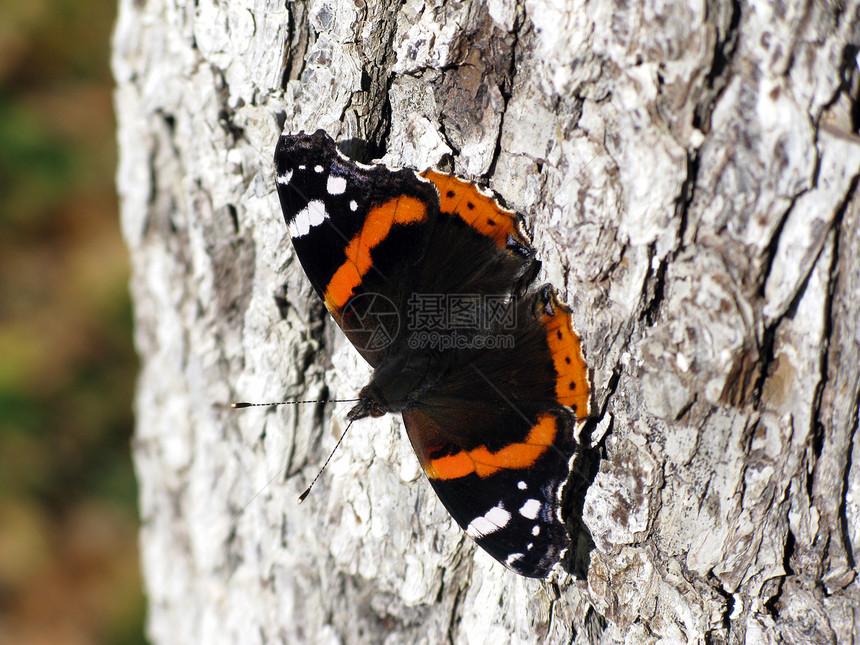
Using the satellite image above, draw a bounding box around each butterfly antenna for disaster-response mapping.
[297,418,355,504]
[231,398,358,408]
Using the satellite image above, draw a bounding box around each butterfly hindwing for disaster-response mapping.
[399,291,587,577]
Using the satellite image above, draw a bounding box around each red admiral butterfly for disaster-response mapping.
[275,130,591,577]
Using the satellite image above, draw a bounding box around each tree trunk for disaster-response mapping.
[113,0,860,642]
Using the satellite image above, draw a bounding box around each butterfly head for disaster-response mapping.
[347,384,389,420]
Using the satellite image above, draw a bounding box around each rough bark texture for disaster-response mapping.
[113,0,860,643]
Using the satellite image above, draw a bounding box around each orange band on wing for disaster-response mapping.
[542,299,590,417]
[424,413,559,481]
[325,196,427,310]
[421,170,524,249]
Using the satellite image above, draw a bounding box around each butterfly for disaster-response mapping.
[274,130,591,577]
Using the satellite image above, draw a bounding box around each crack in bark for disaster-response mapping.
[695,0,741,132]
[825,176,860,571]
[281,1,296,88]
[445,585,465,645]
[675,150,699,251]
[808,175,858,507]
[637,244,668,327]
[342,0,406,154]
[485,1,524,179]
[282,0,310,88]
[704,571,734,641]
[838,378,860,570]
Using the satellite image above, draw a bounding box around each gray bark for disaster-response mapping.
[113,0,860,643]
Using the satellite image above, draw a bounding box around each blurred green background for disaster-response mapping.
[1,0,145,643]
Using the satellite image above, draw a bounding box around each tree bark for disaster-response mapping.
[113,0,860,642]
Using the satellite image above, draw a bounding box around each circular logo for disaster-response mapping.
[341,292,401,352]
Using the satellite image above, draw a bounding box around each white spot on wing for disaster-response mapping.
[465,504,511,539]
[485,505,511,527]
[314,165,324,173]
[290,200,329,238]
[327,175,347,195]
[505,553,524,566]
[349,200,358,211]
[519,499,541,520]
[532,525,540,536]
[276,170,293,185]
[517,481,527,490]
